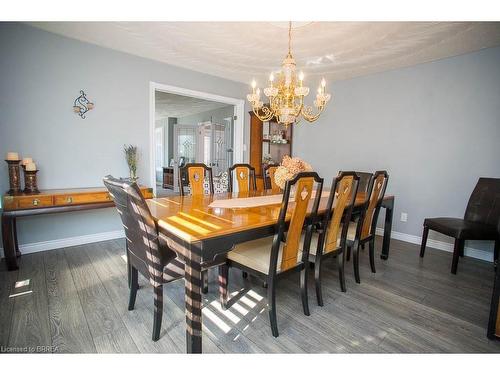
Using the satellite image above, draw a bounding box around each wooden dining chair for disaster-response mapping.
[103,176,185,341]
[218,172,324,337]
[178,163,215,293]
[346,171,389,283]
[355,171,373,193]
[263,163,280,190]
[306,172,360,304]
[228,163,257,193]
[178,163,214,196]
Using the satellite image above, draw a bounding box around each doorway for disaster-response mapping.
[150,82,244,197]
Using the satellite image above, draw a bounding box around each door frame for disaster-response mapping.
[154,125,165,185]
[149,81,245,196]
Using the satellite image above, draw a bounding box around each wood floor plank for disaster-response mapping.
[43,249,96,353]
[63,244,139,353]
[0,262,18,346]
[8,252,52,352]
[0,236,499,353]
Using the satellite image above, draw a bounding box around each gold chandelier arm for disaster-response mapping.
[252,105,274,122]
[301,104,325,123]
[293,96,304,117]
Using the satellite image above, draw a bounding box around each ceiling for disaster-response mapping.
[30,22,500,84]
[155,91,230,119]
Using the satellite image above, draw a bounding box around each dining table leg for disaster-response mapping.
[380,196,394,260]
[184,243,203,353]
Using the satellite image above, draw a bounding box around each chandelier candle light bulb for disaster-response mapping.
[247,21,331,127]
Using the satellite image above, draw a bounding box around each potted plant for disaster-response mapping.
[124,144,139,182]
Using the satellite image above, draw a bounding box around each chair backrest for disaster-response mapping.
[269,172,324,274]
[228,164,257,193]
[464,178,500,232]
[359,171,389,240]
[354,171,373,193]
[103,176,175,287]
[263,163,280,190]
[322,172,360,254]
[179,163,214,196]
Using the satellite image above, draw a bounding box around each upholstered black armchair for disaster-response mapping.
[420,178,500,274]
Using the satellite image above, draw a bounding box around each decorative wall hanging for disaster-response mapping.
[73,90,94,119]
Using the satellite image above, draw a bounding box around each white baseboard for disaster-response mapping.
[375,228,493,262]
[0,227,493,263]
[0,230,125,258]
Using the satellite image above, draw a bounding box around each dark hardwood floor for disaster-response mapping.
[1,236,499,353]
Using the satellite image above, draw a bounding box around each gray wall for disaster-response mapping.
[294,46,500,256]
[177,105,234,125]
[0,22,250,247]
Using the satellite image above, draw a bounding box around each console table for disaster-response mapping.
[1,186,153,271]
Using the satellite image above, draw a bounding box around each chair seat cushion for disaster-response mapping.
[424,217,498,240]
[228,237,297,274]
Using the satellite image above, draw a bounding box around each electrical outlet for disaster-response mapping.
[400,212,408,222]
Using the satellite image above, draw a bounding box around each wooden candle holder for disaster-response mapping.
[5,159,22,195]
[23,169,40,194]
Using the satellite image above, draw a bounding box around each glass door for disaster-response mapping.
[173,124,198,192]
[197,117,233,193]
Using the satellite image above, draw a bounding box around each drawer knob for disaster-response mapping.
[33,199,40,206]
[67,197,73,203]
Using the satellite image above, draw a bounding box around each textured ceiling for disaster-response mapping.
[155,92,230,120]
[30,22,500,84]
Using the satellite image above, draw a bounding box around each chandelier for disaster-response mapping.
[247,22,331,127]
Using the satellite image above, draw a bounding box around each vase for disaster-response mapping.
[129,169,138,183]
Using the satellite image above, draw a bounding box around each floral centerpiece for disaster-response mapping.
[274,155,313,190]
[123,144,139,182]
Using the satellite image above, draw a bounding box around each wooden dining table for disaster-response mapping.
[147,189,395,353]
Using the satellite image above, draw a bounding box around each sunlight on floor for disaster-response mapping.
[14,279,30,288]
[203,308,231,333]
[9,290,33,298]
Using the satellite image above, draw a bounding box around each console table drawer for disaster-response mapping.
[54,192,111,206]
[17,196,53,209]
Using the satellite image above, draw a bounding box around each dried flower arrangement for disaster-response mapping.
[123,144,139,182]
[274,155,313,190]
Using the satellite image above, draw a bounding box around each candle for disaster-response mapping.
[6,152,19,161]
[22,157,33,166]
[25,162,37,171]
[299,71,304,82]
